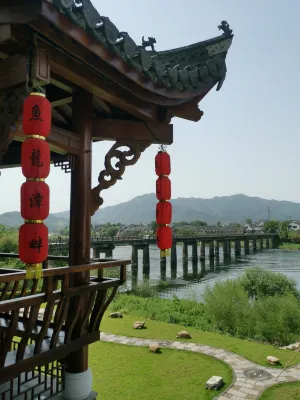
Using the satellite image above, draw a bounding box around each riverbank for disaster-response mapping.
[279,242,300,250]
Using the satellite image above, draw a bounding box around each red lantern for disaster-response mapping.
[22,93,51,137]
[156,176,171,201]
[19,223,48,264]
[21,138,50,179]
[21,181,50,221]
[156,201,172,225]
[155,151,171,176]
[156,226,172,250]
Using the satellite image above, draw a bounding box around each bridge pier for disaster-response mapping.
[244,239,250,254]
[131,245,138,267]
[92,243,115,259]
[200,241,205,259]
[215,241,220,257]
[171,243,177,268]
[192,241,198,260]
[260,238,264,249]
[252,239,257,251]
[266,238,270,249]
[142,245,150,276]
[223,240,231,257]
[182,243,188,260]
[235,239,241,256]
[160,257,167,281]
[209,241,215,258]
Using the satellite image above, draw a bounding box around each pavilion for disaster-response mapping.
[0,0,233,398]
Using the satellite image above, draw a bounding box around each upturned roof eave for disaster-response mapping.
[40,1,233,103]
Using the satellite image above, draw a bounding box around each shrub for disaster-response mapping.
[253,294,300,345]
[239,267,299,299]
[203,280,254,337]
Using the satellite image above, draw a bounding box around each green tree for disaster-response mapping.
[217,221,221,227]
[150,221,156,234]
[245,218,252,225]
[264,220,279,233]
[279,221,289,241]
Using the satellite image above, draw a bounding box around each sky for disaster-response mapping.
[1,0,300,214]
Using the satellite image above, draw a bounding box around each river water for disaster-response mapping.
[111,244,300,300]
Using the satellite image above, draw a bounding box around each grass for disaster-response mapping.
[259,382,300,399]
[101,313,300,368]
[279,242,300,250]
[89,341,232,400]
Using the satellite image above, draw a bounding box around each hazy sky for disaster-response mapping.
[1,0,299,213]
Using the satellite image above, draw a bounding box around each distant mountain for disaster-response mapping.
[88,193,300,224]
[0,212,69,232]
[2,194,300,228]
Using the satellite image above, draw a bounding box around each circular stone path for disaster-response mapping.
[100,332,300,399]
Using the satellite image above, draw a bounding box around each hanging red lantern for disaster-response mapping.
[19,93,51,279]
[156,176,171,201]
[22,93,52,137]
[19,223,48,265]
[21,137,50,179]
[156,226,172,252]
[156,201,172,225]
[155,151,171,176]
[21,180,50,221]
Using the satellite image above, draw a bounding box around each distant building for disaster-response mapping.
[288,221,300,231]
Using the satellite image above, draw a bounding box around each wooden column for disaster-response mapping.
[68,90,93,373]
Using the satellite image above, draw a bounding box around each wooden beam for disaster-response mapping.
[0,25,11,43]
[93,118,173,144]
[51,96,72,108]
[13,124,81,156]
[0,1,42,24]
[0,55,27,90]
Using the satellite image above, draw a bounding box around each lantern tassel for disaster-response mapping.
[160,249,170,258]
[26,263,43,279]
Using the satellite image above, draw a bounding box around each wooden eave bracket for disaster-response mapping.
[168,99,204,122]
[92,118,173,145]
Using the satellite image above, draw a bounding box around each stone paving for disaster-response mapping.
[100,332,300,399]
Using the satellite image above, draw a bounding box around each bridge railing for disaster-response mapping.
[48,232,278,245]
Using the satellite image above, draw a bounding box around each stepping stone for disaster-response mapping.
[133,321,145,329]
[149,344,161,353]
[176,330,192,339]
[267,356,279,365]
[205,376,223,390]
[109,312,123,318]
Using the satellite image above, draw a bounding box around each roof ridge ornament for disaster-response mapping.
[142,36,157,52]
[218,21,233,37]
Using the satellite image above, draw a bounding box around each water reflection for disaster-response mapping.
[111,244,300,299]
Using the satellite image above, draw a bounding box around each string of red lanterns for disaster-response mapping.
[19,93,51,279]
[155,148,172,257]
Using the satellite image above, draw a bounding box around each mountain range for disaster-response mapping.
[1,194,300,231]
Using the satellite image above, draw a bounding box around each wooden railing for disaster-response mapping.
[0,259,130,383]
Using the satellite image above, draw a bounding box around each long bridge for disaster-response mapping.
[50,232,280,268]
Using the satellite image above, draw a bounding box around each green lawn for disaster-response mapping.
[259,382,300,399]
[101,313,300,368]
[279,243,300,250]
[89,341,232,400]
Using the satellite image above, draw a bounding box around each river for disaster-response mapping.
[111,244,300,300]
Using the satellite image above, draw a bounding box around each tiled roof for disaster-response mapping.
[52,0,233,93]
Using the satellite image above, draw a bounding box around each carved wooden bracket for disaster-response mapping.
[91,141,151,216]
[0,85,27,164]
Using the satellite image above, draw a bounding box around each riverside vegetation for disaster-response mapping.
[109,267,300,348]
[2,223,300,347]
